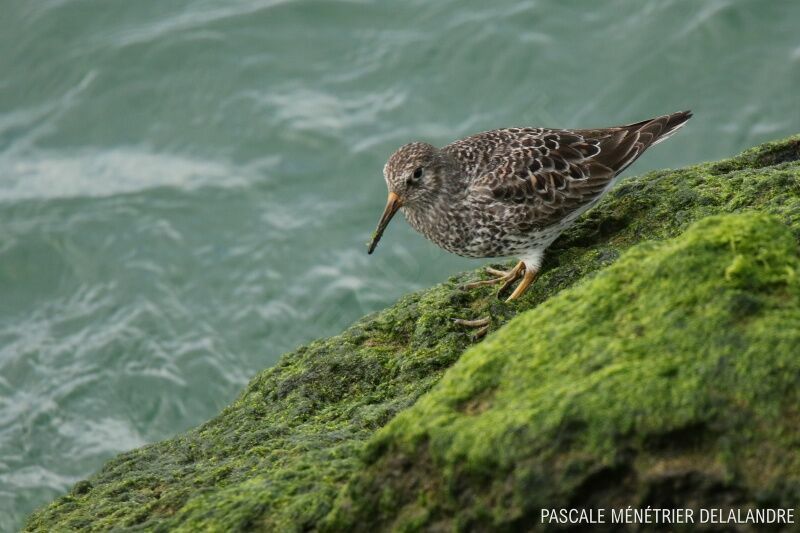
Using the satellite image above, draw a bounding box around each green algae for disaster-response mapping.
[328,213,800,531]
[24,135,800,531]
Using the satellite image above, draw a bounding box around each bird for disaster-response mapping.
[367,111,692,308]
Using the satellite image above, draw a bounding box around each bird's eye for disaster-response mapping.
[406,167,424,186]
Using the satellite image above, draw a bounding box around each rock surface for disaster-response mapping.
[25,136,800,531]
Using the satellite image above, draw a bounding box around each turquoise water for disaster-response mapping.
[1,0,799,528]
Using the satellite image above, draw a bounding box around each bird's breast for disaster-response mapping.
[402,202,564,259]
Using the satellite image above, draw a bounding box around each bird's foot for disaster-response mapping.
[461,261,538,302]
[453,316,491,339]
[461,261,525,290]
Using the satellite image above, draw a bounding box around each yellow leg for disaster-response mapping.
[453,316,491,339]
[453,317,490,327]
[505,269,538,302]
[462,261,525,290]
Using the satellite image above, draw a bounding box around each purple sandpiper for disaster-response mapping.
[368,111,692,305]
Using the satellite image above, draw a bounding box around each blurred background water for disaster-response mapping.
[1,0,799,528]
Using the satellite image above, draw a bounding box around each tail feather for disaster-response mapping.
[597,110,692,173]
[649,110,693,146]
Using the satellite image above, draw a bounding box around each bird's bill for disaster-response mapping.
[367,192,403,254]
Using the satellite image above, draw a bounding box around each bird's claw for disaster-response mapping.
[461,262,525,291]
[504,269,538,302]
[453,316,491,339]
[453,317,490,328]
[462,261,537,301]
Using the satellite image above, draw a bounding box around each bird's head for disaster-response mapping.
[367,142,445,254]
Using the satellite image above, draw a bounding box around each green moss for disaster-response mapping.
[328,213,800,531]
[25,136,800,531]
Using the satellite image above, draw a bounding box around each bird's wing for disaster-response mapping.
[466,112,692,229]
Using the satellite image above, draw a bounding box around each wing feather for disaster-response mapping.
[462,111,692,229]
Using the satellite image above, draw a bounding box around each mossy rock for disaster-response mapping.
[24,136,800,531]
[328,212,800,531]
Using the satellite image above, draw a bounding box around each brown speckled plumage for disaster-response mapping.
[369,111,692,300]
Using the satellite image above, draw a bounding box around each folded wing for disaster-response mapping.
[468,111,692,228]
